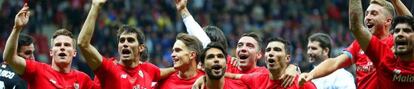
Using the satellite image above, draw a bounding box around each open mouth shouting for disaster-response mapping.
[121,49,132,58]
[365,20,374,29]
[238,54,249,64]
[211,64,224,75]
[267,58,276,67]
[395,39,409,50]
[58,53,67,59]
[366,23,374,29]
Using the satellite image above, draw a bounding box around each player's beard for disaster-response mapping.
[394,41,413,56]
[205,66,226,80]
[394,48,413,56]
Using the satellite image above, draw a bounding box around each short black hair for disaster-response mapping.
[391,15,414,33]
[241,32,262,51]
[18,34,34,52]
[203,26,228,50]
[200,42,227,64]
[308,33,333,57]
[266,37,291,55]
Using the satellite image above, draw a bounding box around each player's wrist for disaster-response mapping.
[13,25,23,31]
[307,72,315,80]
[180,8,190,18]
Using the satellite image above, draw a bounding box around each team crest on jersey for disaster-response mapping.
[121,74,127,79]
[359,50,364,54]
[74,83,79,89]
[138,70,144,78]
[50,79,57,84]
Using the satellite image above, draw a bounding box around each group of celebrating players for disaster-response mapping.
[1,0,414,89]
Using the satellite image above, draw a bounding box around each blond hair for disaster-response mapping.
[370,0,395,17]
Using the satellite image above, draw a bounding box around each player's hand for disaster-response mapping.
[298,73,313,86]
[175,0,188,12]
[92,0,106,6]
[230,57,239,67]
[14,3,30,29]
[196,62,205,72]
[280,65,298,88]
[192,75,205,89]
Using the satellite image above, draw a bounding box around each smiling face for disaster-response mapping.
[265,41,290,72]
[393,23,414,55]
[306,41,328,65]
[50,35,76,67]
[364,3,392,37]
[171,40,194,71]
[117,32,144,63]
[203,48,226,80]
[236,36,261,69]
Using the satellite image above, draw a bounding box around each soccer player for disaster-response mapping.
[177,0,298,87]
[219,32,268,88]
[300,0,412,88]
[226,37,317,89]
[306,33,355,89]
[155,33,204,89]
[350,12,414,89]
[197,42,238,89]
[78,0,175,89]
[0,34,33,89]
[3,4,94,89]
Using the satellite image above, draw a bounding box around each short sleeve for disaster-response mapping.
[344,40,359,64]
[142,63,161,81]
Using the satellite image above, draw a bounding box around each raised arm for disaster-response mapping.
[3,4,30,75]
[391,0,412,16]
[77,0,106,70]
[175,0,211,48]
[349,0,371,51]
[299,54,350,84]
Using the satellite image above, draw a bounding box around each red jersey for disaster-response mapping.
[202,78,245,89]
[225,58,268,89]
[94,57,161,89]
[22,59,94,89]
[92,76,101,88]
[344,35,393,89]
[240,73,316,89]
[155,70,204,89]
[365,36,414,89]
